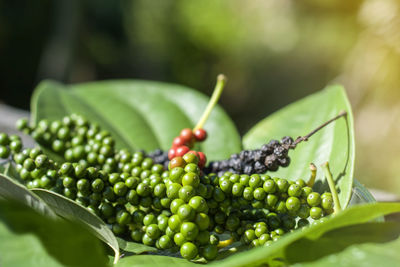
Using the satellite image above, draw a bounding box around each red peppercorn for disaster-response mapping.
[198,152,207,168]
[172,136,186,148]
[168,148,176,160]
[194,128,207,142]
[180,128,194,143]
[175,145,190,157]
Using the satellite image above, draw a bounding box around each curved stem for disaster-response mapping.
[321,162,342,214]
[194,74,227,131]
[291,111,347,148]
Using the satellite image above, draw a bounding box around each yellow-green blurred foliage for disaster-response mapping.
[0,0,399,194]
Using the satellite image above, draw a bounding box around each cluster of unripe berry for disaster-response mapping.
[0,114,334,261]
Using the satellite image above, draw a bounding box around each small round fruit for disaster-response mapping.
[286,197,301,212]
[201,244,217,261]
[180,242,198,260]
[158,235,173,249]
[310,207,323,220]
[182,172,200,187]
[114,182,128,196]
[168,215,182,232]
[0,146,10,159]
[175,146,190,157]
[183,153,199,165]
[180,222,199,241]
[194,213,210,231]
[193,128,207,141]
[146,224,161,239]
[180,128,194,143]
[307,192,322,207]
[177,204,195,222]
[189,196,207,213]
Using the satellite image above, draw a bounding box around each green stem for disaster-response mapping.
[194,74,227,131]
[307,163,317,187]
[321,162,342,214]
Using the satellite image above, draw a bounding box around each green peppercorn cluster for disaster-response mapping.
[206,172,334,248]
[0,115,335,262]
[0,132,22,159]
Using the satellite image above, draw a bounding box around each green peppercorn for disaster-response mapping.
[166,183,181,199]
[275,200,288,214]
[243,187,254,201]
[77,179,90,193]
[180,242,198,260]
[178,204,195,222]
[99,202,114,218]
[103,186,116,202]
[231,183,244,197]
[182,172,200,188]
[9,140,22,152]
[113,182,127,196]
[276,179,289,193]
[213,187,225,202]
[179,185,195,203]
[23,158,36,171]
[34,154,48,168]
[63,187,77,199]
[263,179,277,193]
[225,214,240,232]
[321,196,334,211]
[249,174,261,188]
[310,207,323,219]
[253,188,266,200]
[141,158,154,170]
[146,224,161,239]
[286,197,301,212]
[0,146,10,159]
[158,235,173,250]
[74,164,86,178]
[301,186,313,198]
[307,192,322,207]
[288,184,302,197]
[0,133,10,146]
[168,214,182,232]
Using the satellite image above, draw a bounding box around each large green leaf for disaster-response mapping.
[31,80,241,161]
[285,221,400,264]
[0,200,108,267]
[0,174,55,217]
[116,254,197,267]
[295,235,400,267]
[32,188,120,263]
[212,202,400,267]
[243,85,354,207]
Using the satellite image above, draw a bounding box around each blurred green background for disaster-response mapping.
[1,0,399,194]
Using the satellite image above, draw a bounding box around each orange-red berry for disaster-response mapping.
[180,128,194,143]
[168,148,176,160]
[198,152,207,168]
[176,146,190,157]
[194,129,207,142]
[172,136,186,148]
